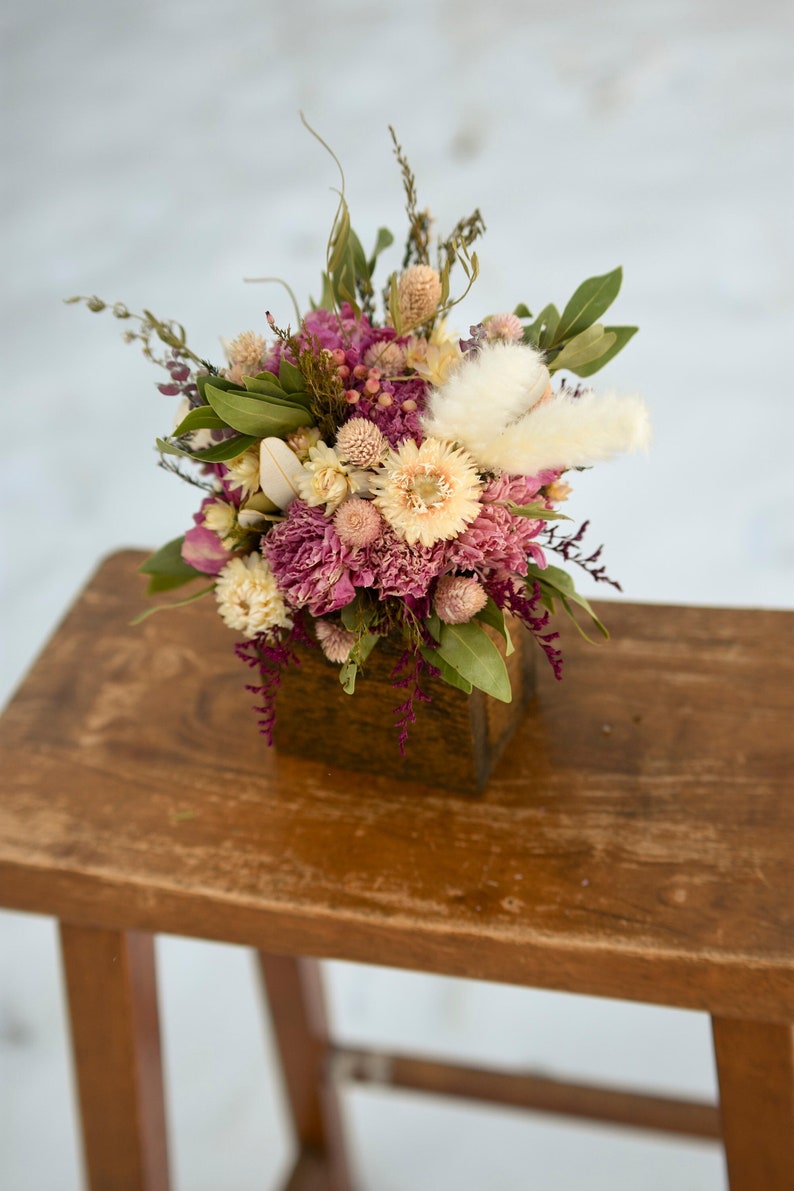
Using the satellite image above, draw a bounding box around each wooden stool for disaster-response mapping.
[1,551,792,1190]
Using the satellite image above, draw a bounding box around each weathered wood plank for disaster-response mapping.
[0,552,791,1021]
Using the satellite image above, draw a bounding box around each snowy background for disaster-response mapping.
[1,0,792,1187]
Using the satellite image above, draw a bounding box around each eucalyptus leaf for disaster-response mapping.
[339,659,357,694]
[195,374,239,402]
[172,406,227,436]
[156,433,257,463]
[206,384,313,437]
[474,598,514,656]
[420,647,473,694]
[388,272,402,334]
[549,326,616,374]
[554,266,622,344]
[524,303,560,350]
[368,226,394,274]
[506,501,572,522]
[573,326,638,377]
[436,621,512,703]
[513,302,532,319]
[277,358,305,394]
[145,572,202,596]
[526,562,609,640]
[139,536,202,579]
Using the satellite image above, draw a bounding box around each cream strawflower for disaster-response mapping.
[225,448,261,499]
[371,437,483,547]
[405,321,463,386]
[286,425,322,461]
[214,553,292,640]
[203,499,237,546]
[297,442,370,515]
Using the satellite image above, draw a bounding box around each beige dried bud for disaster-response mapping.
[335,419,388,469]
[315,619,356,664]
[363,340,406,376]
[398,265,442,328]
[434,575,488,625]
[334,498,384,549]
[227,330,266,373]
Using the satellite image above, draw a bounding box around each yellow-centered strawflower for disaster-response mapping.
[371,437,482,547]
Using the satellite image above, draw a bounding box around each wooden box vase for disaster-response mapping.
[273,623,535,794]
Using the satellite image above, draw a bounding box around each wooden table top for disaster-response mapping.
[1,551,792,1021]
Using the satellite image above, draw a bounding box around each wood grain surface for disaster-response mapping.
[1,550,792,1020]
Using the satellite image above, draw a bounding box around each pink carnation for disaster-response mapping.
[263,500,357,616]
[365,530,447,608]
[448,472,555,578]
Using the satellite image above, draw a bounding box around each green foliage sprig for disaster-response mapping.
[64,295,212,372]
[515,266,637,379]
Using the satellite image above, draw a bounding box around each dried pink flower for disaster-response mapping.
[448,472,553,578]
[334,498,384,549]
[315,619,356,664]
[434,575,488,624]
[263,500,356,616]
[485,313,524,342]
[364,340,406,376]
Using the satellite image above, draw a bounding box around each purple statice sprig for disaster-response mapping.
[486,577,564,681]
[390,648,440,756]
[542,520,622,591]
[234,619,314,745]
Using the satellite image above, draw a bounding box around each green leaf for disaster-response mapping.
[206,384,313,437]
[425,610,442,643]
[524,303,560,350]
[506,500,572,522]
[339,659,357,694]
[172,405,227,436]
[349,228,370,287]
[139,536,202,579]
[573,326,638,377]
[420,646,473,694]
[549,325,617,375]
[131,584,215,625]
[368,226,394,275]
[513,302,532,319]
[526,562,610,642]
[388,272,402,334]
[474,598,514,656]
[554,266,622,344]
[195,373,238,402]
[436,621,512,703]
[278,358,305,394]
[156,433,257,463]
[145,572,203,596]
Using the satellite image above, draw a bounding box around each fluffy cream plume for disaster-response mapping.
[421,340,650,474]
[479,390,651,475]
[421,341,550,459]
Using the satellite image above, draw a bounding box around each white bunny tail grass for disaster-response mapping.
[478,390,652,476]
[421,341,550,461]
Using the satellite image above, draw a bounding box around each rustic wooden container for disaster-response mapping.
[273,622,535,793]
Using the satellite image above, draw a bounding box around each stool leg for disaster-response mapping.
[258,954,353,1191]
[712,1017,794,1191]
[60,924,170,1191]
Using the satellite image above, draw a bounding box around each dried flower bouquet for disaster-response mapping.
[72,122,649,753]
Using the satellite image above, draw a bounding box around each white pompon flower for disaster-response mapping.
[214,554,292,640]
[296,442,370,515]
[371,437,482,547]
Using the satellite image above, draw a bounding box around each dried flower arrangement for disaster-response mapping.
[70,121,650,754]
